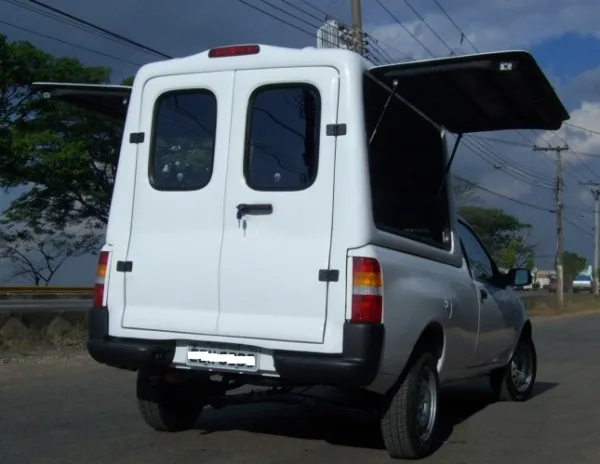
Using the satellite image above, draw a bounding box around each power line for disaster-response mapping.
[255,0,323,30]
[0,19,143,66]
[564,215,594,237]
[475,134,589,184]
[431,0,479,53]
[23,0,172,59]
[295,0,332,18]
[2,0,158,59]
[371,0,570,191]
[387,0,599,184]
[364,49,385,65]
[453,175,555,212]
[551,130,600,180]
[364,32,411,62]
[364,40,392,64]
[376,0,600,186]
[279,0,329,23]
[448,133,557,189]
[468,134,556,186]
[564,122,600,136]
[234,0,338,48]
[461,137,555,190]
[372,0,435,57]
[400,0,455,55]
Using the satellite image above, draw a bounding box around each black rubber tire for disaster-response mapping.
[490,335,537,402]
[380,352,441,460]
[136,370,204,432]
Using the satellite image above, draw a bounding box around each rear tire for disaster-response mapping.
[136,369,205,432]
[380,351,441,460]
[490,335,537,402]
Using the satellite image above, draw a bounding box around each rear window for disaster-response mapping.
[149,90,217,191]
[363,74,451,250]
[245,84,321,191]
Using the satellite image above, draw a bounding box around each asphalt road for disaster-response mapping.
[1,313,599,464]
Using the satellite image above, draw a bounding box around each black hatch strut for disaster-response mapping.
[369,79,399,145]
[435,132,463,201]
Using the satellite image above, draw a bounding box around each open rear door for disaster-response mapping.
[369,50,569,133]
[31,82,132,120]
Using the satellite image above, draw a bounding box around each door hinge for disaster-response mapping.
[116,260,133,272]
[129,132,145,144]
[326,124,347,136]
[318,269,339,282]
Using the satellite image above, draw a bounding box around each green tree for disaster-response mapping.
[561,251,586,282]
[0,34,130,235]
[460,205,535,268]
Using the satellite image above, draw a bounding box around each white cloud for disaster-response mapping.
[536,101,600,172]
[365,0,600,61]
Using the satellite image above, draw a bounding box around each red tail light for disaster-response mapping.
[351,257,383,323]
[93,251,110,308]
[208,45,260,58]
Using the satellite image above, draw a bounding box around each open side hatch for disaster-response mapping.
[369,50,570,134]
[30,82,132,120]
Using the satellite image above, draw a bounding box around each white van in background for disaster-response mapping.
[33,44,568,460]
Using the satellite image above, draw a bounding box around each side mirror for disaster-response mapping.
[506,268,532,287]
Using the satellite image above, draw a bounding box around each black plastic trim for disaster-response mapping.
[318,269,339,282]
[129,132,145,144]
[326,123,347,136]
[88,310,384,387]
[116,260,133,272]
[87,308,175,372]
[273,322,384,387]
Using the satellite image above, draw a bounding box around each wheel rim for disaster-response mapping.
[416,366,438,442]
[510,342,534,392]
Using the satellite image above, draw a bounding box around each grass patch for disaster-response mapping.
[0,311,88,354]
[523,293,600,317]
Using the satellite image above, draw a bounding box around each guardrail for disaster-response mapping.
[0,287,93,302]
[0,298,91,313]
[0,286,93,294]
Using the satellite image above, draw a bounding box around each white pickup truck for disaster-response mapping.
[33,44,568,460]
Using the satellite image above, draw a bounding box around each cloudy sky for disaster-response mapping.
[1,0,600,285]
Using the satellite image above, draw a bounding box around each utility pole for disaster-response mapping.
[534,144,570,307]
[351,0,364,56]
[579,182,600,295]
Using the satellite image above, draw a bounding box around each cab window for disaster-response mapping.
[457,221,496,282]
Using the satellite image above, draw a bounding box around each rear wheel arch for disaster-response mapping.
[386,321,445,398]
[505,319,533,364]
[520,319,533,341]
[414,321,445,368]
